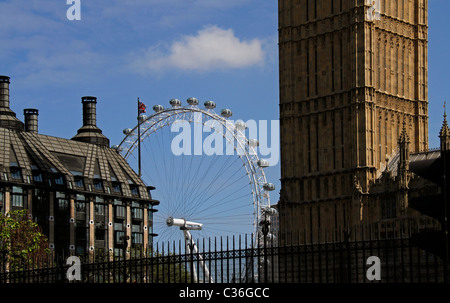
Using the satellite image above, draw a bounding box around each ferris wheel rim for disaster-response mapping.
[116,101,273,239]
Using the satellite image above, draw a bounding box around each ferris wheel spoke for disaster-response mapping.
[183,155,241,217]
[192,180,251,219]
[194,166,249,211]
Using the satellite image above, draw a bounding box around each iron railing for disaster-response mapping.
[0,228,448,283]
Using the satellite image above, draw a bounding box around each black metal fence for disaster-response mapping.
[0,228,448,283]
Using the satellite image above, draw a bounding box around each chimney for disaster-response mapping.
[0,75,11,109]
[24,108,39,133]
[72,96,110,147]
[82,96,98,127]
[0,75,24,131]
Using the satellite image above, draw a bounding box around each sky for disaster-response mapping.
[0,0,450,206]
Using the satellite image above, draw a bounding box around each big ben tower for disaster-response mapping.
[278,0,428,239]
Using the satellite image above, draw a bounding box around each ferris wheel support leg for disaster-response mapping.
[183,229,213,283]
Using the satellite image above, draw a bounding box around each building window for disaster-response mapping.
[115,205,126,218]
[76,194,86,212]
[131,201,143,220]
[130,185,139,196]
[132,208,143,220]
[56,192,69,211]
[114,231,126,245]
[132,223,143,246]
[10,166,22,180]
[112,182,121,194]
[95,224,106,241]
[113,199,125,218]
[31,165,43,183]
[11,186,25,208]
[94,179,103,192]
[147,205,154,222]
[33,172,43,183]
[95,203,105,215]
[381,197,397,219]
[75,219,87,256]
[54,175,64,185]
[74,177,84,188]
[132,232,143,245]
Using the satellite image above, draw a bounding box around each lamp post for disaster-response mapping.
[120,234,129,283]
[259,218,270,283]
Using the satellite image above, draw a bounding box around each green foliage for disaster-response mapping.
[0,209,50,267]
[150,252,192,283]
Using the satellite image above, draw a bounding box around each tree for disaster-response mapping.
[150,252,192,283]
[0,209,50,269]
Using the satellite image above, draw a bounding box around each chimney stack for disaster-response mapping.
[0,75,11,109]
[24,108,39,133]
[0,75,24,131]
[82,96,98,127]
[72,96,109,147]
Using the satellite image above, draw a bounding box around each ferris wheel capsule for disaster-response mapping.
[262,207,278,216]
[170,99,181,107]
[235,120,247,130]
[204,100,216,109]
[220,109,232,118]
[187,97,199,106]
[139,114,147,122]
[248,139,259,147]
[263,183,275,191]
[153,105,164,112]
[257,159,269,167]
[123,128,133,135]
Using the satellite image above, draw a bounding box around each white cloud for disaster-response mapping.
[133,26,265,73]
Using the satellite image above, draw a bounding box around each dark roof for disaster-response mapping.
[0,123,151,201]
[0,75,155,203]
[381,149,441,178]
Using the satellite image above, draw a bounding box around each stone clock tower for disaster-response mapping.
[278,0,428,239]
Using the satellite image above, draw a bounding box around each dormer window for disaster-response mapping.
[31,165,43,183]
[112,182,121,194]
[33,172,43,183]
[10,162,21,180]
[94,179,103,191]
[74,177,84,188]
[130,185,139,196]
[54,175,64,185]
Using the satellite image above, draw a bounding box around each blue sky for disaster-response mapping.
[0,0,449,202]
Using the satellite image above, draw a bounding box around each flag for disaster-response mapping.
[138,101,146,114]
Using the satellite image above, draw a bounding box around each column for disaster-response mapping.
[4,188,10,214]
[69,195,75,256]
[89,196,95,260]
[143,207,148,254]
[49,192,55,252]
[126,201,131,259]
[108,202,114,261]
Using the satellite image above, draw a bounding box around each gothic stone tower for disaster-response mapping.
[278,0,428,241]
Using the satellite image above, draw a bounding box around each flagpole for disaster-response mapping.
[137,97,142,178]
